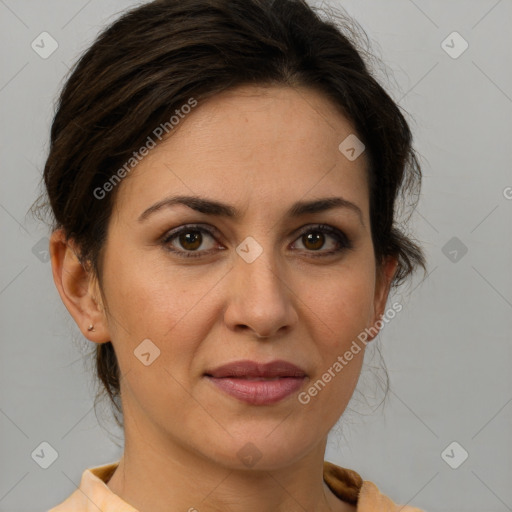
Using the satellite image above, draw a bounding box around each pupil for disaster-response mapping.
[305,232,323,250]
[177,231,326,252]
[181,231,201,250]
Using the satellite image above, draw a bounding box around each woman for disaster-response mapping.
[39,0,427,510]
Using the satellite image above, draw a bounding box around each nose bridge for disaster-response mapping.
[235,234,285,301]
[225,233,296,337]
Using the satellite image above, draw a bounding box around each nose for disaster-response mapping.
[223,247,298,340]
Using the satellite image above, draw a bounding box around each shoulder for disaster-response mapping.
[46,461,134,512]
[323,460,425,512]
[358,479,426,512]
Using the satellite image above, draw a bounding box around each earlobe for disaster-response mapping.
[49,229,110,343]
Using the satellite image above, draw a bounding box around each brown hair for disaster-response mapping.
[33,0,426,430]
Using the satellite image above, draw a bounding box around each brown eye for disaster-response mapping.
[301,231,325,251]
[292,225,351,257]
[162,225,218,257]
[161,223,352,259]
[178,230,203,251]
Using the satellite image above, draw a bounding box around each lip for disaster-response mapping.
[206,360,307,379]
[204,359,307,405]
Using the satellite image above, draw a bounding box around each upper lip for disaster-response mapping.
[205,360,307,378]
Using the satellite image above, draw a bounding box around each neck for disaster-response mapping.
[107,432,343,512]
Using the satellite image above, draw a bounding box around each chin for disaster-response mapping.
[202,425,318,472]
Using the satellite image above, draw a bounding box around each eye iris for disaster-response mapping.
[171,228,335,254]
[303,232,324,250]
[180,231,202,250]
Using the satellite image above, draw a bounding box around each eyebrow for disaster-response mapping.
[137,195,364,226]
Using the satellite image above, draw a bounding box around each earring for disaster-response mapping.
[87,324,95,332]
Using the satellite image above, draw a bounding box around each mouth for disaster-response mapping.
[205,359,307,379]
[204,360,307,405]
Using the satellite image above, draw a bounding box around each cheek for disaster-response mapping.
[301,264,376,347]
[100,255,209,418]
[102,246,202,331]
[297,263,374,414]
[100,248,224,377]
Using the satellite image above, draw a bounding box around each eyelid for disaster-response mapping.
[160,223,221,249]
[292,224,352,256]
[160,222,352,258]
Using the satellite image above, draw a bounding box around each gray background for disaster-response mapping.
[1,1,511,511]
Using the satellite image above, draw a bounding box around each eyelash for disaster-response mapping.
[161,223,353,259]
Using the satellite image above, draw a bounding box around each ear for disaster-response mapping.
[366,255,399,342]
[49,229,110,343]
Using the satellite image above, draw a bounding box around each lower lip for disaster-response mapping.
[206,376,305,405]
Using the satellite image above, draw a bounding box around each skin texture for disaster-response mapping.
[50,84,398,512]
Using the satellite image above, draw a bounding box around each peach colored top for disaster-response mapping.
[47,460,425,511]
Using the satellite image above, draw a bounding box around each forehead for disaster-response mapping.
[112,84,370,224]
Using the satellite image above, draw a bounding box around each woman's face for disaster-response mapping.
[90,85,396,469]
